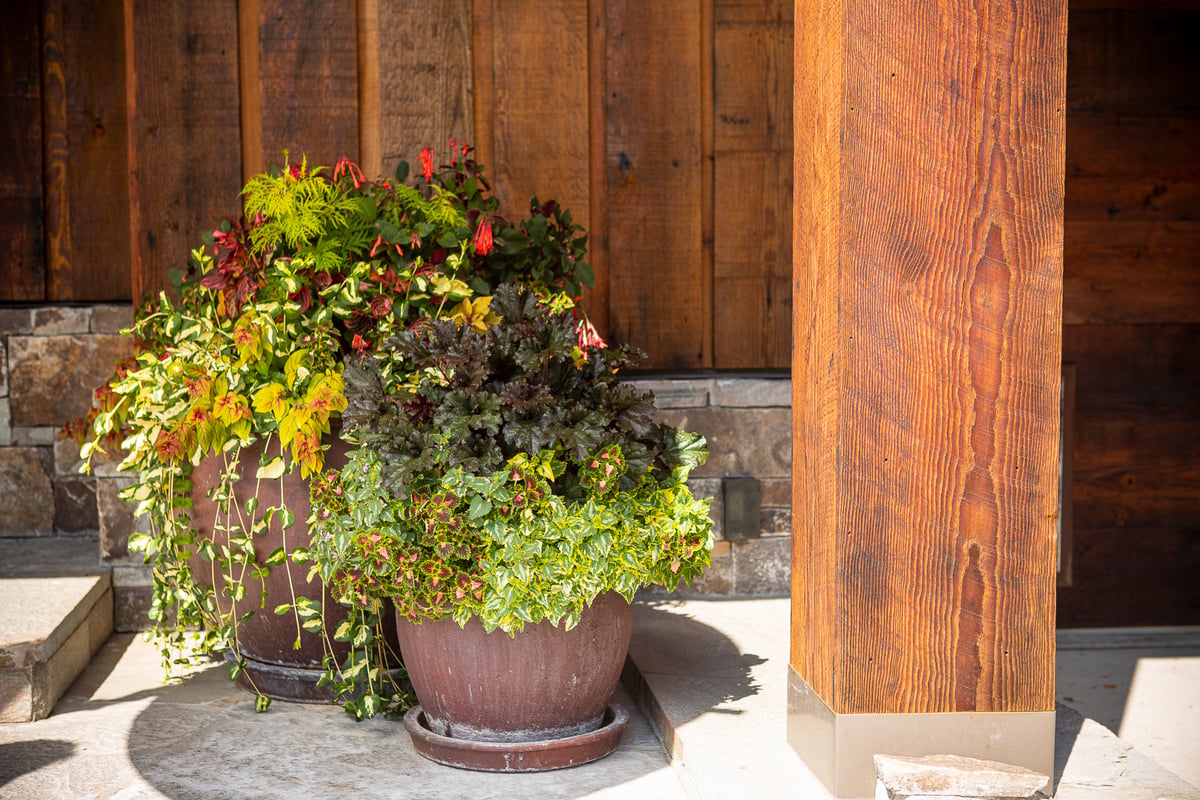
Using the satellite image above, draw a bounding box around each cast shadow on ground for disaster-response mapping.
[625,599,766,717]
[1053,702,1086,792]
[122,605,726,800]
[0,739,77,788]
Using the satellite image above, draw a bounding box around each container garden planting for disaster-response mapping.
[311,285,713,769]
[70,143,593,714]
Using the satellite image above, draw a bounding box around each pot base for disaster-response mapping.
[403,703,629,772]
[228,651,408,705]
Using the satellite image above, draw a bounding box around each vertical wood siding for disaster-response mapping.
[1058,3,1200,627]
[0,2,46,302]
[1,0,797,373]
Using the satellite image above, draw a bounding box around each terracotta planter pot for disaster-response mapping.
[190,434,399,702]
[397,591,633,771]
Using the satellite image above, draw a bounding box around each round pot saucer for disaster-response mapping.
[403,703,629,772]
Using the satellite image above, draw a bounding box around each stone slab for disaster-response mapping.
[31,308,90,336]
[53,477,99,533]
[0,537,106,579]
[0,308,33,335]
[0,571,112,723]
[98,476,137,562]
[710,377,791,408]
[0,397,9,446]
[760,477,792,507]
[628,379,712,409]
[760,506,791,536]
[874,753,1049,799]
[7,334,132,427]
[654,407,791,479]
[90,304,133,334]
[10,427,56,446]
[0,448,54,536]
[0,337,8,397]
[732,536,790,595]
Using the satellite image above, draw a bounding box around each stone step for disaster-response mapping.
[0,537,112,723]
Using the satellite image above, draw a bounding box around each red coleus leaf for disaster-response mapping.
[370,295,392,317]
[199,270,228,290]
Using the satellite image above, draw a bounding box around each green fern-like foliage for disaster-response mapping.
[242,156,358,254]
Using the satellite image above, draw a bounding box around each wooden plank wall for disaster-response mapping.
[1058,1,1200,626]
[0,2,45,302]
[2,0,796,374]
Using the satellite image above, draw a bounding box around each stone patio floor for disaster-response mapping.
[1,597,1198,799]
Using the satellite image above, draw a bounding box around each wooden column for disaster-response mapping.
[788,0,1067,796]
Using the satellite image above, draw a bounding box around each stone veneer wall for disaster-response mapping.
[629,376,792,597]
[0,305,151,629]
[1,309,793,629]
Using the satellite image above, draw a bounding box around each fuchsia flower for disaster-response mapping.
[576,317,607,351]
[473,218,493,255]
[333,157,365,189]
[419,147,434,182]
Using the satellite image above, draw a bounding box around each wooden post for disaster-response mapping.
[788,0,1067,796]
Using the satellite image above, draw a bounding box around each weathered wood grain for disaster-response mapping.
[714,151,792,367]
[41,0,74,301]
[126,0,242,304]
[585,0,609,335]
[713,4,793,368]
[63,0,130,301]
[1058,527,1200,626]
[1064,324,1200,405]
[1063,221,1200,324]
[257,1,358,170]
[792,0,1066,715]
[1059,329,1200,628]
[487,1,590,225]
[791,0,843,704]
[0,0,45,302]
[379,0,472,180]
[606,0,707,369]
[1066,116,1200,223]
[357,0,382,179]
[1067,9,1200,115]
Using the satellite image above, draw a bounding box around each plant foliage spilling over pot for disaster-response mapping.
[311,284,714,633]
[69,142,593,714]
[310,285,713,763]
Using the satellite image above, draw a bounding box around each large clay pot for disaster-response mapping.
[190,434,398,702]
[398,591,633,771]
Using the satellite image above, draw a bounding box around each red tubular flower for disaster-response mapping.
[473,218,493,255]
[419,147,434,182]
[333,157,365,189]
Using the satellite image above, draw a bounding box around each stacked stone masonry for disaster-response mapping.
[0,309,792,634]
[0,305,152,631]
[630,376,792,597]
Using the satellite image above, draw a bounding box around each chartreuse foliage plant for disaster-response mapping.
[71,146,593,714]
[310,285,714,640]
